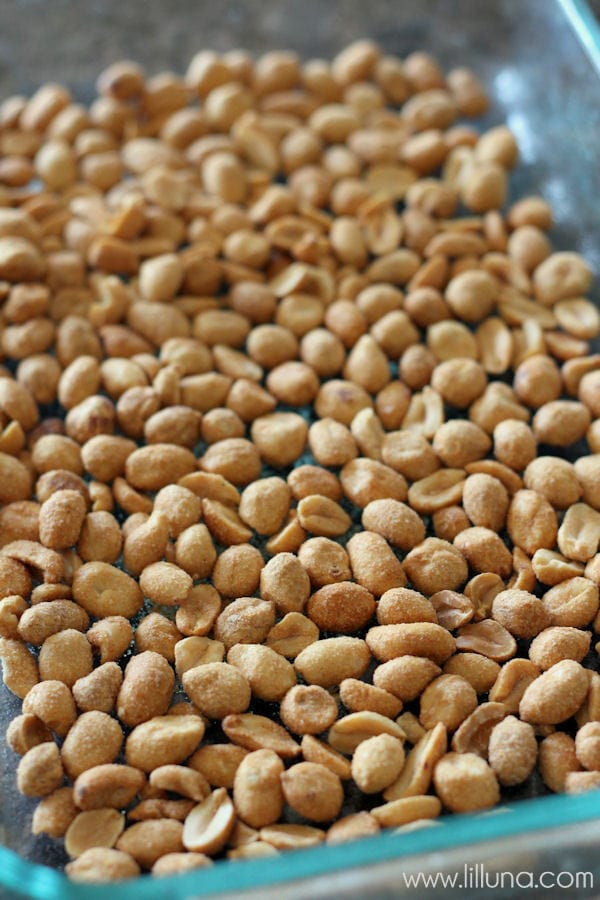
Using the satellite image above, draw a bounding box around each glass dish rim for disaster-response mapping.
[2,0,600,895]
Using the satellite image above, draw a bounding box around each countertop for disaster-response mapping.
[0,0,598,98]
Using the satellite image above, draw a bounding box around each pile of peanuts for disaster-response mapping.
[0,38,600,884]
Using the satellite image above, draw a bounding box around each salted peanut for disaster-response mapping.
[345,532,405,596]
[529,627,591,672]
[430,359,487,411]
[61,711,123,780]
[2,539,64,584]
[340,678,402,718]
[444,269,497,323]
[540,732,581,793]
[294,636,370,687]
[202,499,252,546]
[189,744,248,790]
[18,600,88,645]
[361,499,424,552]
[38,489,87,551]
[135,612,179,661]
[117,651,174,726]
[123,512,169,575]
[419,675,477,732]
[32,786,78,839]
[22,680,77,736]
[200,438,261,486]
[328,711,406,755]
[148,766,209,803]
[574,722,600,772]
[281,762,343,823]
[507,489,557,556]
[430,424,487,475]
[266,613,319,659]
[574,455,600,510]
[532,549,584,587]
[308,417,357,468]
[73,562,142,618]
[454,527,513,577]
[265,515,308,554]
[434,751,500,812]
[250,412,307,467]
[151,485,202,540]
[488,658,538,714]
[376,588,437,627]
[115,819,184,870]
[565,771,600,795]
[350,408,385,461]
[487,716,537,786]
[260,553,311,615]
[38,629,93,687]
[429,591,473,631]
[74,765,146,811]
[451,701,507,757]
[78,512,122,564]
[151,852,212,875]
[403,538,468,594]
[280,685,339,736]
[65,846,140,882]
[557,503,600,563]
[491,589,550,639]
[456,619,516,662]
[372,794,442,828]
[17,741,63,797]
[513,354,562,408]
[580,372,600,418]
[524,456,581,509]
[307,582,375,634]
[373,656,441,703]
[299,735,351,780]
[461,473,509,532]
[124,444,196,492]
[0,565,29,613]
[519,660,589,725]
[0,637,39,699]
[367,624,455,666]
[297,494,351,538]
[139,561,192,607]
[181,788,235,857]
[327,810,379,845]
[542,577,599,628]
[465,573,508,622]
[87,616,132,664]
[443,654,500,694]
[175,524,216,580]
[183,662,250,719]
[341,458,408,509]
[351,734,405,794]
[288,466,342,503]
[125,716,205,773]
[227,644,296,702]
[532,250,592,305]
[383,723,447,801]
[214,597,275,649]
[533,399,590,447]
[175,638,224,678]
[213,545,264,598]
[223,713,300,758]
[232,749,284,828]
[493,419,537,472]
[238,478,290,536]
[65,809,126,859]
[298,537,351,587]
[6,712,52,756]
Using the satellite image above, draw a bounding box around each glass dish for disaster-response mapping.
[2,0,600,896]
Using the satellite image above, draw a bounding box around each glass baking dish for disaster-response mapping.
[2,0,600,896]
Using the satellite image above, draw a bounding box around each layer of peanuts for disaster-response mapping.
[0,38,599,885]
